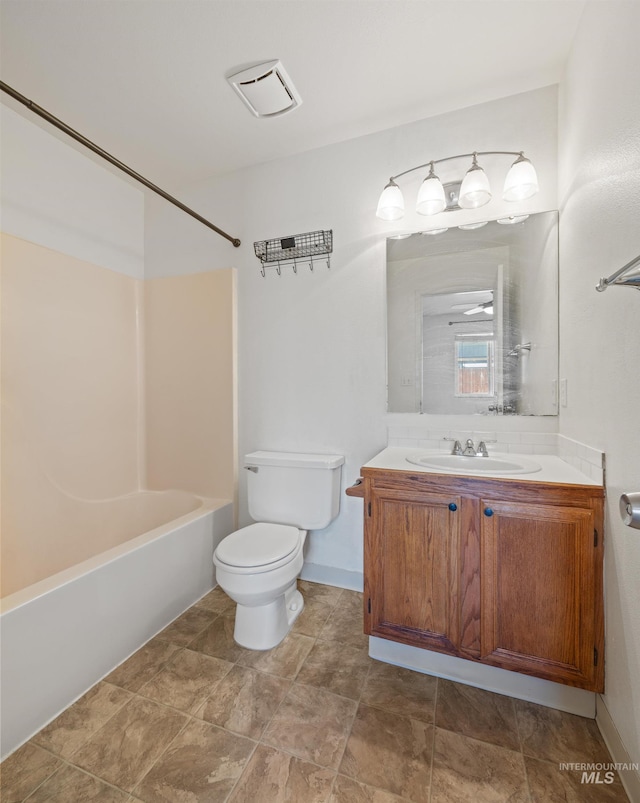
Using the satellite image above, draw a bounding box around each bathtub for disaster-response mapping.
[0,492,234,759]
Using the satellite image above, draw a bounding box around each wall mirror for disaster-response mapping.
[386,210,558,415]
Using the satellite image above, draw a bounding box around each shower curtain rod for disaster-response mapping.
[0,81,241,247]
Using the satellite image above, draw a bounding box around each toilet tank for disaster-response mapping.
[245,451,344,530]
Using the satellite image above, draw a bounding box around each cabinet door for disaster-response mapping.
[365,486,461,655]
[480,499,600,690]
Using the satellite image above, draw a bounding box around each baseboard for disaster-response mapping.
[369,636,597,718]
[596,695,640,803]
[300,562,363,592]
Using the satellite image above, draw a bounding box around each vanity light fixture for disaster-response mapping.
[376,151,538,220]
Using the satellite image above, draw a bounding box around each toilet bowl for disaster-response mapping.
[213,450,344,650]
[213,523,307,650]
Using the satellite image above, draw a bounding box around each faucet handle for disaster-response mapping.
[476,439,496,457]
[443,437,464,455]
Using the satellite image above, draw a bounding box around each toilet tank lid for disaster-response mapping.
[245,451,344,469]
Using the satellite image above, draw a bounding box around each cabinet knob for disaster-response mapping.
[484,508,494,517]
[448,503,457,511]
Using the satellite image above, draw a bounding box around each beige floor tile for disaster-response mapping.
[104,639,181,692]
[197,664,291,739]
[297,639,372,700]
[298,580,345,606]
[155,606,218,646]
[238,632,315,679]
[338,589,365,609]
[6,580,627,803]
[190,613,251,663]
[0,742,61,803]
[263,684,358,770]
[72,696,188,792]
[515,699,612,764]
[431,727,528,803]
[24,763,131,802]
[330,774,414,801]
[525,755,630,802]
[137,648,233,714]
[292,596,336,637]
[229,744,336,803]
[134,718,255,803]
[435,679,519,750]
[193,585,236,614]
[319,605,369,649]
[360,662,436,723]
[31,681,132,760]
[340,703,433,802]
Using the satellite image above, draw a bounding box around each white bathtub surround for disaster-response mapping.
[0,498,233,760]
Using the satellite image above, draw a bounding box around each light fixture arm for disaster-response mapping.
[389,151,524,183]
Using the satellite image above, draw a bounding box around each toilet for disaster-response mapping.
[213,450,344,650]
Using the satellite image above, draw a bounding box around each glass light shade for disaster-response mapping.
[458,221,488,230]
[421,227,448,236]
[503,156,538,201]
[376,180,405,220]
[459,164,492,208]
[416,175,446,215]
[497,214,529,225]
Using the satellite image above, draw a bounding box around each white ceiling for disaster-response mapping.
[0,0,585,191]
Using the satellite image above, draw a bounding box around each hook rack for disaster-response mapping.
[596,252,640,292]
[254,230,332,277]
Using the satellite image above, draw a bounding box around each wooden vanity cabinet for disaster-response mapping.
[356,469,605,693]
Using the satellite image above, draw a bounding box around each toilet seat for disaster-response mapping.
[214,523,303,574]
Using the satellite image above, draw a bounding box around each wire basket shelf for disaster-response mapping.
[253,230,332,276]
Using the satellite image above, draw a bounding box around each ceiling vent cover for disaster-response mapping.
[226,60,302,118]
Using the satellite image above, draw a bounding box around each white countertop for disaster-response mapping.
[363,447,602,487]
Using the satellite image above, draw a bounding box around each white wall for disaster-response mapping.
[146,86,559,585]
[0,104,144,278]
[559,0,640,781]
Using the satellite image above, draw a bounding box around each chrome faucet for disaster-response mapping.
[447,437,493,457]
[462,439,476,456]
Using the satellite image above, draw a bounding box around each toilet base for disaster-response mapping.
[233,583,304,650]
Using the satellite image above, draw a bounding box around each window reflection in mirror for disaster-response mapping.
[386,211,558,415]
[455,335,495,397]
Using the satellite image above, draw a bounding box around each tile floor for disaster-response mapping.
[1,581,630,802]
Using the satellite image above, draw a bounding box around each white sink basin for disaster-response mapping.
[405,453,542,475]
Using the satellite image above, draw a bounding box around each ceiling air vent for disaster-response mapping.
[226,60,302,118]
